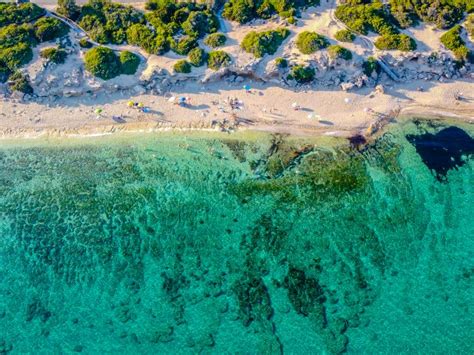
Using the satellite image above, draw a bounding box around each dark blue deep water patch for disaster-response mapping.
[406,126,474,182]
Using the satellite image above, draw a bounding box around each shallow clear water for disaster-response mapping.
[0,120,472,354]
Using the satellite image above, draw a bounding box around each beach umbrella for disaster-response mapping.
[94,108,102,114]
[307,113,315,119]
[168,96,176,103]
[344,97,351,104]
[179,97,186,103]
[127,101,134,107]
[243,84,251,91]
[143,107,150,113]
[137,102,144,108]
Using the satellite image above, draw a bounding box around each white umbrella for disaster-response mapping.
[168,96,176,103]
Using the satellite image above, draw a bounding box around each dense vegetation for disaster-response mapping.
[389,0,474,29]
[334,29,355,42]
[204,33,226,48]
[40,47,68,64]
[374,33,416,51]
[241,28,290,57]
[188,47,207,67]
[207,50,231,70]
[78,0,144,44]
[288,64,315,83]
[328,45,352,60]
[0,6,69,84]
[222,0,319,24]
[440,25,472,61]
[0,3,45,27]
[296,31,329,54]
[173,59,192,73]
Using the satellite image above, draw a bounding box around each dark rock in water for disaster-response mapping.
[406,126,474,182]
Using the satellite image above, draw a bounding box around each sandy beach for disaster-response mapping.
[1,78,473,140]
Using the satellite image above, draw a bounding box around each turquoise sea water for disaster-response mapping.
[0,119,472,354]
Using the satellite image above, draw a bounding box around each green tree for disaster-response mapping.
[241,28,290,58]
[207,50,231,70]
[84,46,121,80]
[119,51,140,74]
[188,47,207,67]
[296,31,329,54]
[173,59,191,73]
[57,0,81,21]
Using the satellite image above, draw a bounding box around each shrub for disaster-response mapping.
[296,31,329,54]
[188,47,207,67]
[34,17,69,42]
[0,66,11,83]
[207,50,231,70]
[327,45,352,60]
[57,0,81,21]
[170,36,198,55]
[374,34,416,51]
[79,38,93,48]
[84,46,121,80]
[173,59,191,73]
[288,65,315,83]
[241,28,290,58]
[363,56,380,76]
[204,33,227,48]
[119,51,140,75]
[0,43,33,70]
[275,57,288,68]
[8,71,33,94]
[334,29,355,42]
[40,47,68,64]
[440,25,472,61]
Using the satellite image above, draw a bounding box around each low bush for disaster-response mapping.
[275,57,288,68]
[40,47,68,64]
[207,50,231,70]
[288,65,315,83]
[79,38,93,48]
[173,59,192,73]
[440,25,472,61]
[204,33,226,48]
[327,45,352,60]
[188,47,207,67]
[119,51,140,75]
[334,29,355,42]
[0,42,33,70]
[84,46,121,80]
[363,56,380,76]
[181,10,219,38]
[374,34,416,51]
[34,17,69,42]
[8,71,33,94]
[170,36,198,55]
[241,28,290,58]
[126,24,168,54]
[296,31,329,54]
